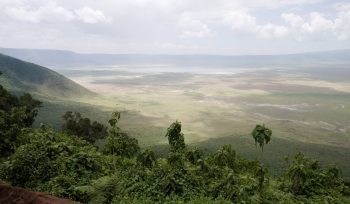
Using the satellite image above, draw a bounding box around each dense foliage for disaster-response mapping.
[62,111,108,144]
[0,127,111,201]
[104,111,140,157]
[1,85,350,203]
[0,79,41,156]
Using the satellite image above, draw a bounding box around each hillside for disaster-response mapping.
[0,53,105,129]
[0,53,94,98]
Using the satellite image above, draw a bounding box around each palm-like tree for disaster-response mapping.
[251,124,272,152]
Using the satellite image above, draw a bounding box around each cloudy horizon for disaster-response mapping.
[1,0,350,55]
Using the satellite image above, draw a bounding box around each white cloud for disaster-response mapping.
[282,10,350,40]
[5,2,75,23]
[75,7,110,24]
[333,2,350,11]
[334,10,350,40]
[306,12,333,33]
[178,17,211,38]
[258,24,289,38]
[0,0,349,54]
[235,0,322,10]
[4,2,110,24]
[223,10,289,39]
[281,13,304,27]
[223,10,257,33]
[283,12,333,34]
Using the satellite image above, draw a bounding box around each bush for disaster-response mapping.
[0,128,111,201]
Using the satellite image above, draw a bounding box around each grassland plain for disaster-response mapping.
[49,64,350,175]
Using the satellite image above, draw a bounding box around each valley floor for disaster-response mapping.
[35,64,350,175]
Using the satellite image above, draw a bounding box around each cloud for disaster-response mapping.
[258,24,289,38]
[333,2,350,11]
[282,10,350,40]
[75,7,110,24]
[178,17,211,38]
[0,0,349,54]
[223,10,257,33]
[233,0,322,10]
[5,2,75,23]
[281,13,304,27]
[223,10,289,39]
[224,8,350,41]
[334,10,350,40]
[4,2,110,24]
[283,12,333,33]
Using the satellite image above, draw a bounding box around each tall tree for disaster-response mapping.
[104,111,139,157]
[251,124,272,152]
[165,121,185,152]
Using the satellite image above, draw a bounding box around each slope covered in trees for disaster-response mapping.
[0,84,349,203]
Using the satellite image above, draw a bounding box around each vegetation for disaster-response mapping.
[2,52,350,179]
[62,111,108,144]
[0,80,41,156]
[166,121,186,152]
[104,111,140,157]
[251,124,272,152]
[0,85,350,203]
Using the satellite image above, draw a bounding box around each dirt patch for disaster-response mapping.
[0,182,76,204]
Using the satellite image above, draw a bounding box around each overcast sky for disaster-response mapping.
[0,0,350,55]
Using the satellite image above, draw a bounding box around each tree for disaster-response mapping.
[0,85,41,156]
[251,124,272,152]
[137,149,156,168]
[62,111,107,144]
[255,164,268,191]
[1,128,108,202]
[283,152,346,197]
[186,149,203,165]
[104,111,139,157]
[165,121,185,152]
[211,145,236,170]
[18,93,42,126]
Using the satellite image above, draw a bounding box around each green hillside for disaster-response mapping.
[0,53,94,98]
[0,53,106,129]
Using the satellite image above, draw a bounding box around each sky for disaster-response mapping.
[0,0,350,55]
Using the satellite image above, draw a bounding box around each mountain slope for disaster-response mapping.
[0,53,94,98]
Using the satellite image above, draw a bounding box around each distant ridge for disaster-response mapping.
[0,47,349,67]
[0,53,94,98]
